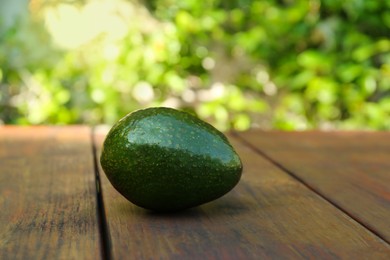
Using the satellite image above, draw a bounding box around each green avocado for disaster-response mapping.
[100,107,242,211]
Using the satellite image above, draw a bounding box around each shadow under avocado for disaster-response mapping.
[115,194,250,220]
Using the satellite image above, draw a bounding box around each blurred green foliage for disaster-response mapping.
[1,0,389,130]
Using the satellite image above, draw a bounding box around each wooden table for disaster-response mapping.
[1,126,390,259]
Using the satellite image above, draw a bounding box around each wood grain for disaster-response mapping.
[94,129,390,259]
[0,126,101,260]
[237,130,390,244]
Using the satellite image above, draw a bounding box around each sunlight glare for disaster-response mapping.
[43,0,134,49]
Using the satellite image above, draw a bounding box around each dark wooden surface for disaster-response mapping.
[0,126,101,260]
[236,131,390,244]
[1,126,390,259]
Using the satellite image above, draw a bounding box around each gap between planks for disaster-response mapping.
[232,131,390,246]
[91,128,113,260]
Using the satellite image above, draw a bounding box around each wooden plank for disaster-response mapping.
[237,130,390,244]
[0,126,101,260]
[94,128,390,259]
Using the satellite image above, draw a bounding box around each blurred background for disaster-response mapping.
[0,0,389,131]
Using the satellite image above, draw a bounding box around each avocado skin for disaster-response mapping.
[100,107,242,211]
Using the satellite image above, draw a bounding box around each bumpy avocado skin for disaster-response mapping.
[100,107,242,211]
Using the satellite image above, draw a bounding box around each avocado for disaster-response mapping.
[100,107,242,211]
